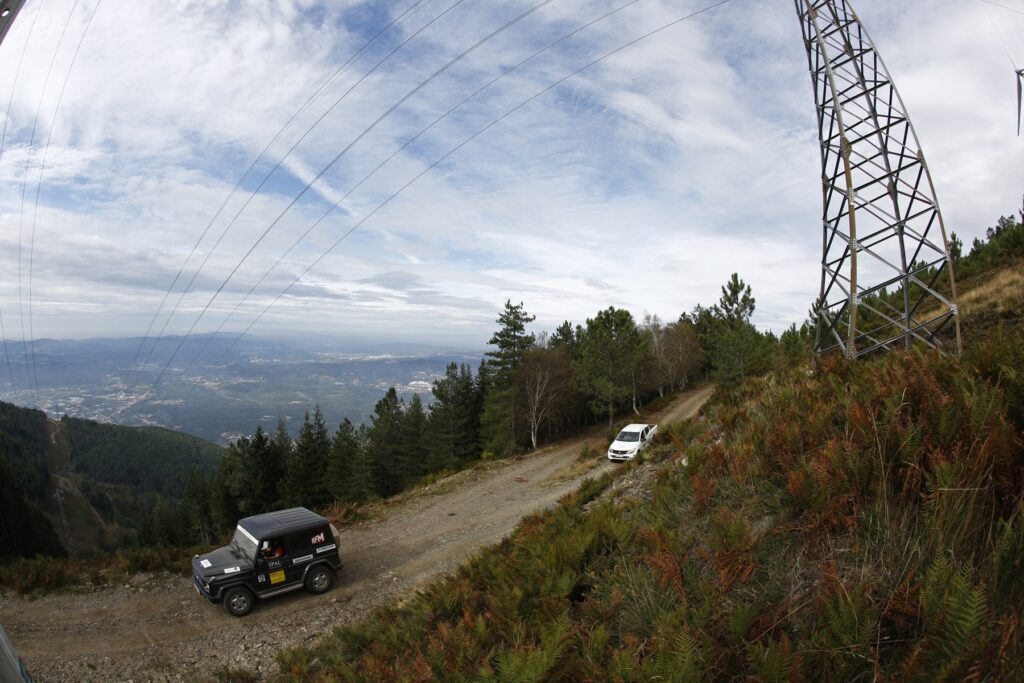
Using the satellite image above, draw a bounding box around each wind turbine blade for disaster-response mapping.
[1018,71,1023,136]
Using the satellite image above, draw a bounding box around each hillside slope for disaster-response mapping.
[0,401,222,557]
[261,342,1022,681]
[253,236,1024,680]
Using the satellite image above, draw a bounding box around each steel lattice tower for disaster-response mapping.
[0,1,26,48]
[796,0,962,358]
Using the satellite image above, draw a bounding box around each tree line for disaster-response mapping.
[134,272,814,548]
[130,201,1024,548]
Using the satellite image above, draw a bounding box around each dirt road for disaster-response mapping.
[0,385,713,682]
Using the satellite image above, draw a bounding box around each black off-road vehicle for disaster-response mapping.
[192,507,342,617]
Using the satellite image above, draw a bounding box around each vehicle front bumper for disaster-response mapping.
[607,450,637,461]
[192,571,219,603]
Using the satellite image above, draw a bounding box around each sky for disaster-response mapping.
[0,0,1021,363]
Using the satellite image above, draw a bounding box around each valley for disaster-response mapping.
[0,336,482,444]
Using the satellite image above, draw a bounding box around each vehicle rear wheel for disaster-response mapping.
[306,565,333,595]
[221,586,254,617]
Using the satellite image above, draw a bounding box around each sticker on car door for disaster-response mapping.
[269,570,286,585]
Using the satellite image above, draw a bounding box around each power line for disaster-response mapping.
[184,0,647,376]
[210,0,736,367]
[27,0,104,405]
[108,0,455,490]
[128,0,431,385]
[131,0,467,391]
[978,0,1024,16]
[141,0,559,395]
[18,0,81,407]
[109,0,734,490]
[0,0,47,399]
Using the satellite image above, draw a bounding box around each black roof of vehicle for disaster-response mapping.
[237,507,327,539]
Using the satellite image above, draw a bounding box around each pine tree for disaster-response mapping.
[480,367,516,457]
[248,425,282,511]
[268,419,294,507]
[549,320,579,353]
[327,418,358,502]
[486,300,536,378]
[716,273,755,324]
[426,363,480,471]
[399,394,428,488]
[368,389,404,498]
[481,301,536,455]
[216,437,257,523]
[574,307,647,426]
[283,407,332,509]
[347,424,375,503]
[706,273,769,386]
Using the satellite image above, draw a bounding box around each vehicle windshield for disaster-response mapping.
[231,525,258,560]
[615,430,641,442]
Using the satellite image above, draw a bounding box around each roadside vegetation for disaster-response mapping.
[0,545,212,595]
[222,205,1024,681]
[261,337,1023,681]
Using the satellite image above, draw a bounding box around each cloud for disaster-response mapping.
[0,0,1018,370]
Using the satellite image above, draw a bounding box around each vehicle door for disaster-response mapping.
[255,536,294,593]
[282,531,317,584]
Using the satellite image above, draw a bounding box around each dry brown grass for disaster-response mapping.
[550,443,605,482]
[919,262,1024,322]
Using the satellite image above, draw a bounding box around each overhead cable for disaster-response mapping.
[207,0,735,369]
[143,0,560,394]
[0,0,46,398]
[185,0,646,375]
[128,0,431,384]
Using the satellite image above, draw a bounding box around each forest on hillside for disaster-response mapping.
[0,406,222,559]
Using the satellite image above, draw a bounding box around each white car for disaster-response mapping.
[607,423,658,462]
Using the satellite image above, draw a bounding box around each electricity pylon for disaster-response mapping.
[795,0,962,358]
[0,0,26,48]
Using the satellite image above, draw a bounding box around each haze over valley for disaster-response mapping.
[0,334,481,443]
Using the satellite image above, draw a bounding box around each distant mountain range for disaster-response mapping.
[0,335,483,444]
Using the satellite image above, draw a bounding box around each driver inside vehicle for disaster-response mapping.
[260,539,284,559]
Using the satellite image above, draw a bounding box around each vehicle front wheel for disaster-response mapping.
[306,565,333,595]
[221,586,254,617]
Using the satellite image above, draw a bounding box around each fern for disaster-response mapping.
[747,635,801,683]
[493,613,571,683]
[913,558,993,680]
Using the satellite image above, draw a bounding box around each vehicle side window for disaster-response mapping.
[259,537,286,560]
[285,532,313,557]
[642,427,649,440]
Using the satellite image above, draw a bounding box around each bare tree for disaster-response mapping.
[515,346,571,450]
[643,314,703,394]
